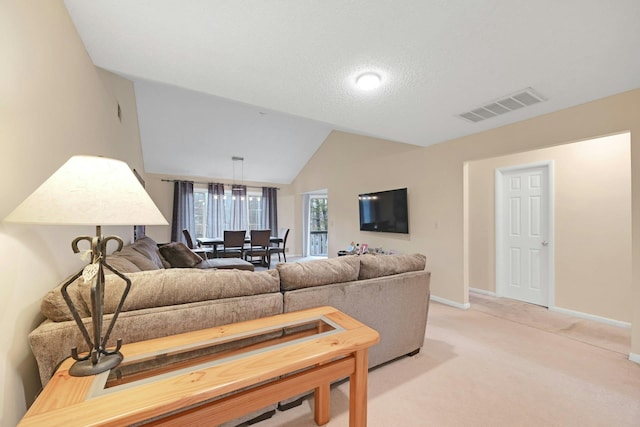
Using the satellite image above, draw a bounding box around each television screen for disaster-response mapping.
[358,188,409,234]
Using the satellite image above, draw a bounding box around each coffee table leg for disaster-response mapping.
[349,350,369,427]
[314,383,330,425]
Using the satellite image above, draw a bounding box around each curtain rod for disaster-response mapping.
[161,179,279,190]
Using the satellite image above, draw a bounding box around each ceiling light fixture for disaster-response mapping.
[232,156,244,187]
[356,72,381,90]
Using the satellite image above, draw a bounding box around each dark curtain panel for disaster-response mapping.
[231,185,247,230]
[171,181,194,243]
[206,183,225,237]
[132,169,146,240]
[261,187,278,235]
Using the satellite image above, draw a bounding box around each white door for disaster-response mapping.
[496,164,552,306]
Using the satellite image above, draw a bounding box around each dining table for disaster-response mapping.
[197,235,283,258]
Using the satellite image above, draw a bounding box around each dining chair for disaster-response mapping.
[245,229,272,268]
[219,230,246,258]
[182,229,213,260]
[270,228,289,262]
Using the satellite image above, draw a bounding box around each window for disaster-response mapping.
[194,187,264,237]
[247,194,262,231]
[310,196,328,232]
[194,189,207,237]
[308,195,328,256]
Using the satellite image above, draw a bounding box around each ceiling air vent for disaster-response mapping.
[458,88,546,123]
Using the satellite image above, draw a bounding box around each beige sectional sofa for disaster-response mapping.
[29,240,430,425]
[278,254,430,369]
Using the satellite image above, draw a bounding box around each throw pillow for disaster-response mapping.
[130,236,165,269]
[104,255,142,274]
[116,246,161,271]
[159,242,204,268]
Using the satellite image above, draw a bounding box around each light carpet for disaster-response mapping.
[252,294,640,426]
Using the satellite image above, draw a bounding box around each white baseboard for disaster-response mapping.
[430,295,470,310]
[549,306,631,329]
[629,353,640,365]
[469,287,496,296]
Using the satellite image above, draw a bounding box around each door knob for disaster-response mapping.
[542,241,549,246]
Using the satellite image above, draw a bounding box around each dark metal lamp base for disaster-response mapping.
[68,353,123,377]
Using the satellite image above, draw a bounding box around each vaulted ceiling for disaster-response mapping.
[64,0,640,184]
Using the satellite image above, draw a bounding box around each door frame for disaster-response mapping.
[495,161,555,308]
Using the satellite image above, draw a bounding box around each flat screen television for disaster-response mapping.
[358,188,409,234]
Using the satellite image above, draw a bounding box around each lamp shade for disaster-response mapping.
[4,155,168,226]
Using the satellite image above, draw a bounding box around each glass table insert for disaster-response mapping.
[93,315,343,396]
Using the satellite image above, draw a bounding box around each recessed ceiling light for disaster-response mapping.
[356,72,381,90]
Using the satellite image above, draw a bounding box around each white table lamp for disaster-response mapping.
[4,155,168,376]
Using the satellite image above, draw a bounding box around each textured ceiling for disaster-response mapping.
[64,0,640,184]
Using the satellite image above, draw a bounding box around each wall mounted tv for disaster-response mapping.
[358,188,409,234]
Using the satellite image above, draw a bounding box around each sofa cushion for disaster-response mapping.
[159,242,203,268]
[277,256,360,291]
[130,236,165,269]
[358,253,426,279]
[115,246,161,271]
[104,255,142,274]
[79,268,281,315]
[41,275,91,322]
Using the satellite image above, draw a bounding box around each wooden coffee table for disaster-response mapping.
[19,306,380,426]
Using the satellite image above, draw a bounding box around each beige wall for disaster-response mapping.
[290,90,640,356]
[468,133,631,322]
[0,2,159,424]
[290,131,464,303]
[286,131,422,257]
